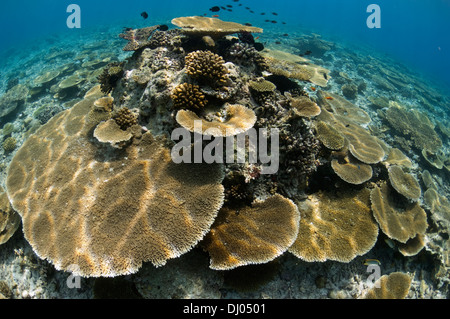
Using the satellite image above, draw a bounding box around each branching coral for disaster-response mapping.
[185,50,229,86]
[98,62,124,94]
[112,107,138,130]
[171,83,208,111]
[2,137,17,153]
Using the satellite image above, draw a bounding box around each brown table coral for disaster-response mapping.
[6,89,225,277]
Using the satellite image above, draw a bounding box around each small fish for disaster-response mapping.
[233,0,239,2]
[282,33,289,37]
[226,5,232,8]
[221,6,226,10]
[304,50,312,55]
[255,36,260,40]
[261,12,266,15]
[325,96,333,100]
[141,11,148,19]
[210,6,220,12]
[272,12,278,16]
[244,23,252,26]
[212,14,219,18]
[282,22,286,24]
[310,87,316,91]
[275,41,281,44]
[265,19,271,22]
[249,10,254,13]
[385,238,396,249]
[363,259,381,266]
[271,20,277,23]
[158,25,169,31]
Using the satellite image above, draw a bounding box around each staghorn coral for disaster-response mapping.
[98,62,124,95]
[171,83,208,111]
[185,50,229,86]
[388,165,421,201]
[2,137,17,153]
[5,90,225,277]
[171,16,263,38]
[112,107,138,130]
[176,103,256,137]
[361,272,412,299]
[289,188,379,262]
[0,186,21,245]
[202,194,300,270]
[370,182,428,243]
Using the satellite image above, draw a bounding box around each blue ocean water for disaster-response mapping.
[1,0,450,93]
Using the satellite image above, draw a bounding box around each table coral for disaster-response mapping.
[361,272,412,299]
[175,103,256,137]
[388,165,421,201]
[289,188,378,263]
[0,186,21,245]
[202,194,300,270]
[370,182,428,243]
[5,90,225,277]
